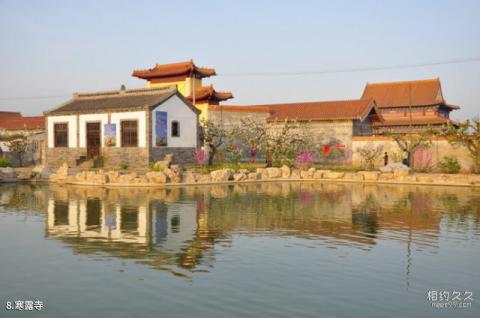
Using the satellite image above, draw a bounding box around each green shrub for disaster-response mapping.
[0,157,12,167]
[120,163,129,170]
[150,163,165,172]
[438,156,461,174]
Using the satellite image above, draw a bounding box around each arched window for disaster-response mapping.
[171,121,180,137]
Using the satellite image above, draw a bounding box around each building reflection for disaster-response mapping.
[2,182,478,278]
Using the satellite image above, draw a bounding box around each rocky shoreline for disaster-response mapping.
[3,163,477,188]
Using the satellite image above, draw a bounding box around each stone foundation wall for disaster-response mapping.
[46,147,150,170]
[150,147,195,164]
[102,147,149,170]
[46,148,86,169]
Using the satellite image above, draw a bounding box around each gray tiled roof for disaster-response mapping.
[46,86,177,114]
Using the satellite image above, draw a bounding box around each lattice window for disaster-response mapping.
[121,120,138,147]
[54,123,68,147]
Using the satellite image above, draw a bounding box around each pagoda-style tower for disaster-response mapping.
[132,60,233,119]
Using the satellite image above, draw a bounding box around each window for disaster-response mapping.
[54,123,68,147]
[171,121,180,137]
[121,120,138,147]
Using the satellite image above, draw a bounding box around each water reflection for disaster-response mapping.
[1,182,479,278]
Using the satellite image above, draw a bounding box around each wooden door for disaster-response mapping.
[86,122,101,159]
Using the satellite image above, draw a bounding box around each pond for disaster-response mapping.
[0,182,479,318]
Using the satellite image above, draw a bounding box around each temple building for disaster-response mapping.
[44,86,200,169]
[132,61,233,119]
[361,78,459,134]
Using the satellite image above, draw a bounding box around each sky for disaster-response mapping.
[0,0,479,119]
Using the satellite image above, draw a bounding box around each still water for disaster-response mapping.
[0,182,479,318]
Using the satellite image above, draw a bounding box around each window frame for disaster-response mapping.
[171,120,180,138]
[120,119,139,147]
[54,122,69,148]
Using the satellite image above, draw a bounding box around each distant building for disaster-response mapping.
[0,111,45,165]
[132,61,233,120]
[44,86,200,170]
[361,78,460,134]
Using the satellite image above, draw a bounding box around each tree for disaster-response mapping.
[200,118,229,166]
[442,119,480,173]
[230,117,267,163]
[356,142,384,170]
[262,119,312,167]
[7,138,29,167]
[390,129,433,167]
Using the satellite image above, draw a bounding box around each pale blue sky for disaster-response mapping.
[0,0,479,119]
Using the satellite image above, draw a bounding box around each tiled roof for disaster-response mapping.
[259,98,378,122]
[373,117,450,127]
[45,86,192,114]
[0,116,44,130]
[362,78,452,108]
[187,85,233,102]
[0,111,21,119]
[132,60,216,80]
[207,105,270,113]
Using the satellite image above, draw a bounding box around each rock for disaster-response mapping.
[403,175,418,182]
[247,172,260,180]
[469,174,480,185]
[379,166,393,173]
[153,154,174,171]
[210,169,234,182]
[291,169,301,179]
[415,174,433,183]
[324,171,345,179]
[256,168,269,179]
[266,167,282,179]
[381,163,411,177]
[281,165,291,178]
[256,168,266,174]
[56,162,69,179]
[15,168,34,180]
[75,171,87,181]
[300,168,316,179]
[378,173,394,180]
[118,173,137,183]
[239,169,249,174]
[164,168,181,183]
[106,171,120,183]
[393,168,411,178]
[145,171,168,184]
[197,174,212,183]
[170,164,183,174]
[183,173,197,183]
[359,171,380,181]
[0,167,17,182]
[164,153,174,162]
[233,173,247,181]
[343,172,364,181]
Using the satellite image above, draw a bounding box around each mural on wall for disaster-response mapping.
[155,111,168,147]
[104,124,116,147]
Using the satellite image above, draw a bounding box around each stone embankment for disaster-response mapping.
[36,162,480,188]
[1,160,479,187]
